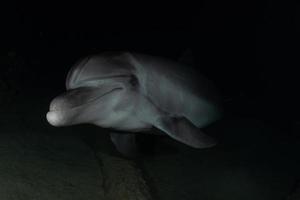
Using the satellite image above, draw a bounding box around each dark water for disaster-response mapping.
[0,2,298,199]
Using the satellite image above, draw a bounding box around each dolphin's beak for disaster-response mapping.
[46,87,97,126]
[47,86,121,126]
[48,87,101,112]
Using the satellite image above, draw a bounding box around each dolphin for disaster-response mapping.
[46,52,223,156]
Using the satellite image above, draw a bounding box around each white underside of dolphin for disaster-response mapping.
[46,52,223,156]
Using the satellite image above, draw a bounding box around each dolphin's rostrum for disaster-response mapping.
[46,52,223,156]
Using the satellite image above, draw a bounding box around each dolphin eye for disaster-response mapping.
[129,75,138,87]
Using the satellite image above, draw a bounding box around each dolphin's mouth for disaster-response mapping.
[49,86,122,112]
[47,86,122,127]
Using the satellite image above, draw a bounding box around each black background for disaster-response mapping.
[0,2,299,199]
[0,1,298,133]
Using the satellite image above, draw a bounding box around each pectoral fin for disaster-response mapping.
[110,132,139,158]
[153,116,217,148]
[134,94,216,149]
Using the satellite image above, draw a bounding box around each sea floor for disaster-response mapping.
[0,89,299,200]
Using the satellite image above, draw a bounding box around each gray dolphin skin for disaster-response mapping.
[46,52,223,156]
